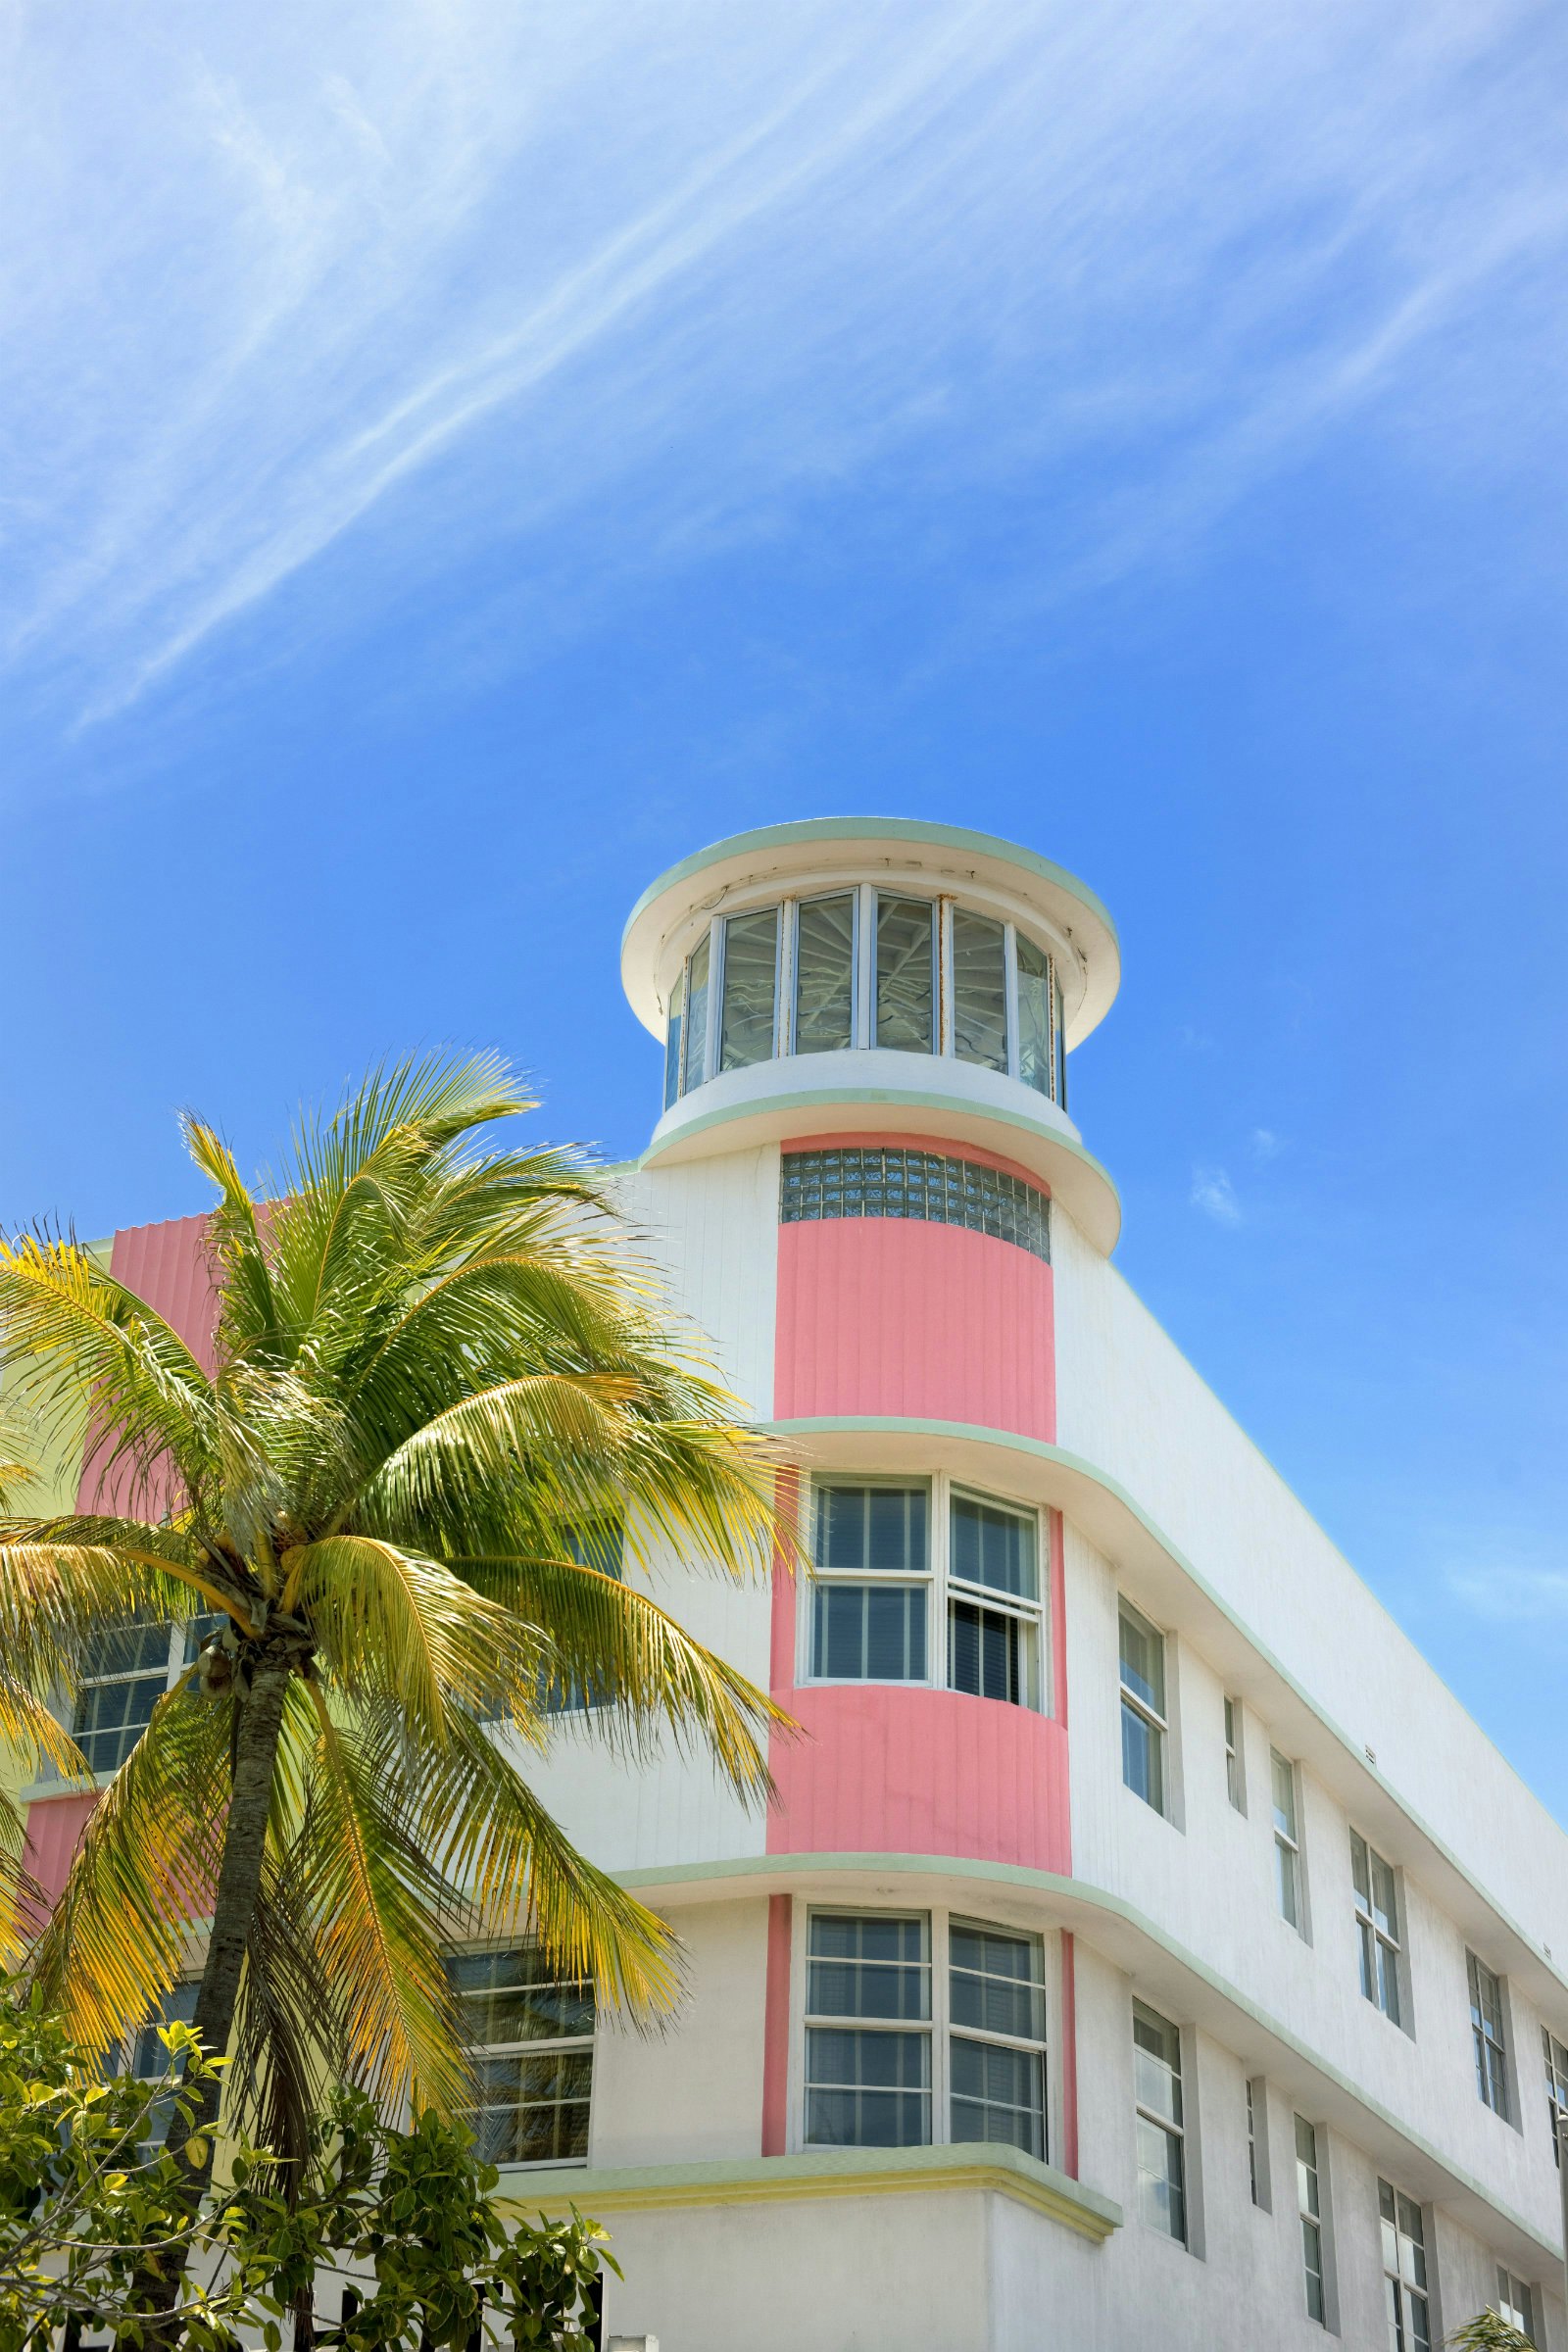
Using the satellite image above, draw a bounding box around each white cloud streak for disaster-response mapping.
[1447,1564,1568,1624]
[1191,1165,1242,1225]
[3,0,1566,734]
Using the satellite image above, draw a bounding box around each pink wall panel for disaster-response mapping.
[774,1218,1055,1443]
[22,1792,99,1917]
[766,1679,1070,1873]
[77,1214,220,1514]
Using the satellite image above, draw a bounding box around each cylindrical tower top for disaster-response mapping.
[621,816,1122,1253]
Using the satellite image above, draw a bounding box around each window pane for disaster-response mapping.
[1351,1831,1371,1907]
[813,1484,927,1574]
[74,1673,166,1774]
[812,1582,926,1681]
[951,1494,1037,1600]
[1133,2008,1183,2128]
[1118,1606,1164,1715]
[949,1599,1022,1704]
[1370,1854,1397,1936]
[718,907,778,1072]
[1277,1840,1300,1931]
[1015,934,1053,1096]
[808,1915,929,2020]
[875,896,936,1054]
[951,2036,1045,2157]
[1271,1752,1298,1840]
[950,1928,1044,2040]
[682,934,710,1090]
[795,894,856,1054]
[662,968,684,1108]
[446,1950,595,2044]
[130,1982,199,2080]
[952,908,1008,1071]
[805,2028,930,2146]
[1137,2115,1186,2241]
[1378,1939,1401,2028]
[468,2050,592,2164]
[1121,1698,1164,1811]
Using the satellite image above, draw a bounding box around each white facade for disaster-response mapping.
[485,819,1568,2352]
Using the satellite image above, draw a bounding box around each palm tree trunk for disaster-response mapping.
[134,1656,294,2324]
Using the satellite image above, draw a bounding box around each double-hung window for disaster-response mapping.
[1544,2027,1568,2162]
[1223,1697,1245,1812]
[807,1477,1045,1710]
[1379,2180,1432,2351]
[947,1492,1038,1707]
[1271,1752,1303,1931]
[71,1614,222,1777]
[445,1948,594,2167]
[803,1911,1046,2157]
[1296,2116,1327,2324]
[1118,1603,1167,1813]
[1495,2268,1538,2344]
[1468,1952,1509,2118]
[1132,2002,1186,2242]
[1351,1833,1402,2023]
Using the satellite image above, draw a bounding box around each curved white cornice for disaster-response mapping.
[641,1051,1122,1255]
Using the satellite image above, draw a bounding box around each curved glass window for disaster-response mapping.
[718,906,778,1071]
[780,1146,1050,1264]
[795,893,857,1054]
[875,895,936,1054]
[661,889,1065,1110]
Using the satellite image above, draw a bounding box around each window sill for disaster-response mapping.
[494,2142,1120,2243]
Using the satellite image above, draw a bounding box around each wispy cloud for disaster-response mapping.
[1250,1127,1285,1162]
[3,0,1566,735]
[1191,1165,1242,1225]
[1447,1563,1568,1624]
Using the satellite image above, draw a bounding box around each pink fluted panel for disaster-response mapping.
[77,1214,220,1514]
[23,1792,99,1916]
[774,1219,1054,1443]
[765,1683,1069,1873]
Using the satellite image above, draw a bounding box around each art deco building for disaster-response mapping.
[24,819,1568,2351]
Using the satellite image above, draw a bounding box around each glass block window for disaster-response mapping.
[446,1947,594,2167]
[780,1148,1049,1264]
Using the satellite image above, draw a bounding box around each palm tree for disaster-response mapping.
[0,1054,788,2258]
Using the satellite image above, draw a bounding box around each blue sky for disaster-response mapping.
[4,0,1567,1811]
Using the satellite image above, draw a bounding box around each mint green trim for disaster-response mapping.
[613,1850,1558,2261]
[496,2140,1119,2242]
[639,1087,1120,1223]
[761,1413,1568,2014]
[621,817,1119,954]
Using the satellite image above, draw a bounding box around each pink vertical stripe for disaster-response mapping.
[760,1893,793,2157]
[1059,1931,1078,2179]
[77,1214,220,1515]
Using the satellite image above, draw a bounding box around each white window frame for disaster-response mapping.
[1295,2114,1328,2326]
[1223,1695,1247,1814]
[1468,1951,1511,2121]
[1379,2178,1434,2351]
[1132,1999,1189,2247]
[1543,2026,1568,2164]
[794,1904,1054,2161]
[68,1614,220,1781]
[1118,1599,1169,1817]
[1246,2075,1271,2211]
[1270,1750,1305,1935]
[800,1473,1051,1714]
[1495,2264,1538,2345]
[444,1944,595,2172]
[663,890,1062,1103]
[1350,1829,1404,2027]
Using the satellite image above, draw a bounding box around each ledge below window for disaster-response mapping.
[494,2140,1121,2243]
